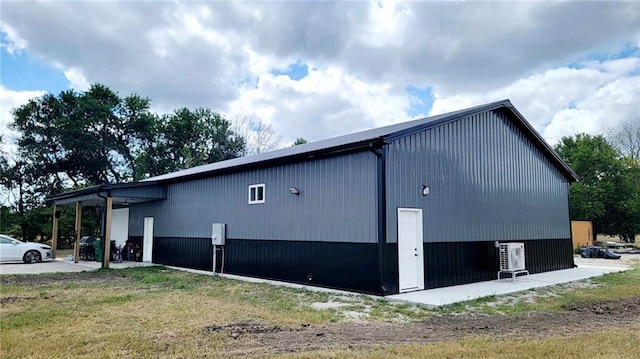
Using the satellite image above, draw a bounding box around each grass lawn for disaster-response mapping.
[1,261,639,358]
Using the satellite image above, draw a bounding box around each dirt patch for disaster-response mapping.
[0,296,36,305]
[563,296,640,314]
[203,322,288,338]
[0,271,128,286]
[209,296,640,355]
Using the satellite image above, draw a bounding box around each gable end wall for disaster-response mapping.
[385,109,571,244]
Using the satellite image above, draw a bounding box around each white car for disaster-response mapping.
[0,234,53,263]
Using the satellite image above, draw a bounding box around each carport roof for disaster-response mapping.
[48,182,166,207]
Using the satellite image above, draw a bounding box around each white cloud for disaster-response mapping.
[544,76,640,143]
[0,23,27,54]
[226,65,412,144]
[430,58,640,145]
[62,67,90,91]
[0,86,46,154]
[357,0,413,48]
[0,1,638,147]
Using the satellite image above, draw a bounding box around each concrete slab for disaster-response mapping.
[0,258,152,275]
[166,260,633,306]
[387,265,629,307]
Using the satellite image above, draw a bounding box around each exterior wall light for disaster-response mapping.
[422,185,429,196]
[288,187,300,195]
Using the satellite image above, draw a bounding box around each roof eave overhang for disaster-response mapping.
[157,138,386,184]
[47,181,167,206]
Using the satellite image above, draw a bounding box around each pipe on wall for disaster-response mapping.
[369,142,387,294]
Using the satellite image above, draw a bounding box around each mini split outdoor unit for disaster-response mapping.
[499,242,526,271]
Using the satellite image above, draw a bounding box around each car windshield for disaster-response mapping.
[0,234,25,244]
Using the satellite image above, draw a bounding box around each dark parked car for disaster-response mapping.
[79,236,97,260]
[580,246,621,259]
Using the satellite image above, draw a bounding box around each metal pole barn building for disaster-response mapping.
[50,100,578,295]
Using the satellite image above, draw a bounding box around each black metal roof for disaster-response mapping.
[143,99,578,183]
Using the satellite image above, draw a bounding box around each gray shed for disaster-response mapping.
[50,100,578,295]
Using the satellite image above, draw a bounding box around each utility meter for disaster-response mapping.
[211,223,226,245]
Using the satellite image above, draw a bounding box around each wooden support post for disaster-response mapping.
[102,196,112,269]
[74,202,82,263]
[51,205,59,259]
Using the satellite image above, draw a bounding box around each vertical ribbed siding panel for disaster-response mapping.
[422,239,573,289]
[153,237,212,271]
[386,110,571,244]
[223,239,380,294]
[128,150,377,243]
[110,185,166,200]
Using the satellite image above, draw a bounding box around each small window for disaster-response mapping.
[248,183,265,204]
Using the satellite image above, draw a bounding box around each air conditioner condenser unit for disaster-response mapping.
[499,243,526,271]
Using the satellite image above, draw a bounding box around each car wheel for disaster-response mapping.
[24,250,42,264]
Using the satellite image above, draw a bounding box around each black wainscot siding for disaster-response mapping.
[382,242,399,295]
[150,237,573,294]
[422,238,574,289]
[225,239,381,294]
[153,237,213,271]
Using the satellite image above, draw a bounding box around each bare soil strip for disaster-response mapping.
[0,270,127,286]
[210,296,640,355]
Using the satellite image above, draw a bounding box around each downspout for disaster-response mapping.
[97,191,108,240]
[567,183,577,268]
[369,142,387,295]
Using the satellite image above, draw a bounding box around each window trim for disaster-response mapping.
[248,183,266,204]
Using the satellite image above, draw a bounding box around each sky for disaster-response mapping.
[1,0,639,151]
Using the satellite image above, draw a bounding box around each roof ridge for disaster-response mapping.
[143,100,513,182]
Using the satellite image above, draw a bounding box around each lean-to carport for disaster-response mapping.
[48,182,166,268]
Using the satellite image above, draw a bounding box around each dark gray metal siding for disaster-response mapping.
[386,110,571,243]
[129,151,378,243]
[51,184,166,205]
[109,185,166,200]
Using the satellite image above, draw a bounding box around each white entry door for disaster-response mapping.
[143,217,154,262]
[397,208,424,293]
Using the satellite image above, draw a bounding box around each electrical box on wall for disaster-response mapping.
[211,223,226,245]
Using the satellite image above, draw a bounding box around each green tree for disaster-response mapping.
[555,133,639,241]
[292,137,308,146]
[10,84,159,190]
[608,118,640,242]
[6,84,249,241]
[0,205,19,234]
[619,158,640,242]
[139,108,245,176]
